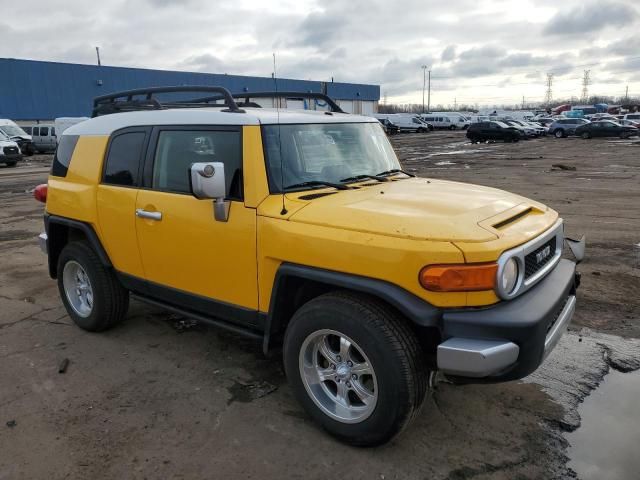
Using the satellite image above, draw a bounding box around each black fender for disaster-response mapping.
[45,214,112,278]
[263,263,442,355]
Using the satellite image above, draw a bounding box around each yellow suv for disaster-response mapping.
[36,86,583,446]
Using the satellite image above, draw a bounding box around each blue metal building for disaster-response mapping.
[0,58,380,120]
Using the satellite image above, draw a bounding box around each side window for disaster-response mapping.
[32,127,40,136]
[40,127,49,136]
[152,129,242,199]
[51,127,56,137]
[103,131,146,187]
[51,135,80,177]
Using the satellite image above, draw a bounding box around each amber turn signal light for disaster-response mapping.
[419,263,497,292]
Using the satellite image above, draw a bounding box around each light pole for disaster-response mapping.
[427,69,431,113]
[421,65,427,114]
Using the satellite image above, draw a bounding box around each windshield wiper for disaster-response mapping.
[375,168,416,178]
[284,181,352,191]
[339,174,390,183]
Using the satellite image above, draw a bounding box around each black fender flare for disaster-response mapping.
[45,214,112,278]
[263,263,442,354]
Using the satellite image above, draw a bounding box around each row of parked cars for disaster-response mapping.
[466,115,640,143]
[374,113,471,134]
[0,117,88,167]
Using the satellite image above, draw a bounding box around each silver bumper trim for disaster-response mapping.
[437,338,520,378]
[544,295,576,358]
[38,232,48,254]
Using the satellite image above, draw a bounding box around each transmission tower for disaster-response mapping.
[544,73,554,106]
[581,70,591,103]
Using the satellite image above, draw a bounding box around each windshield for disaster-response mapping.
[0,124,28,137]
[263,122,401,192]
[0,130,9,141]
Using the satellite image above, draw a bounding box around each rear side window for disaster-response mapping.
[51,135,80,177]
[40,127,49,136]
[103,131,147,187]
[152,129,242,199]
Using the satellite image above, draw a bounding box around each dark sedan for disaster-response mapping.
[575,120,639,139]
[467,121,521,143]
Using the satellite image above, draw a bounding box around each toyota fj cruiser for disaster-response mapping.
[36,86,583,446]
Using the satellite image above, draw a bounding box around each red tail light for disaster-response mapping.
[34,184,48,203]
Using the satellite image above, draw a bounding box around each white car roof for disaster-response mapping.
[65,107,377,136]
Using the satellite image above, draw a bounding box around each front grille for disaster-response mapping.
[3,146,19,155]
[524,238,556,279]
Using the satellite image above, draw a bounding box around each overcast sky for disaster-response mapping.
[2,0,639,107]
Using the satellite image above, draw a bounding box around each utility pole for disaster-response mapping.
[427,69,431,113]
[522,96,525,109]
[544,73,554,106]
[453,97,457,110]
[421,65,427,114]
[95,47,101,66]
[625,85,629,103]
[581,70,591,103]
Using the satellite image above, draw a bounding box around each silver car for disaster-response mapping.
[549,118,590,138]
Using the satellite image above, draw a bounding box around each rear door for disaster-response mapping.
[134,125,259,319]
[96,127,150,279]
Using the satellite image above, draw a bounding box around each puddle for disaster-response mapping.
[565,369,640,480]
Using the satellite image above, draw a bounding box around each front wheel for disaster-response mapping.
[554,129,564,138]
[581,132,591,139]
[4,161,17,167]
[284,292,428,446]
[448,125,456,130]
[57,241,129,332]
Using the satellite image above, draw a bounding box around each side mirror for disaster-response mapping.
[190,162,229,222]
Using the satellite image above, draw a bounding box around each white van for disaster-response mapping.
[0,119,35,155]
[623,113,640,121]
[420,113,469,130]
[54,117,90,140]
[373,114,429,133]
[27,124,57,153]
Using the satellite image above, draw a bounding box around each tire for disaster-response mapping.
[581,132,591,139]
[554,129,564,138]
[283,291,428,446]
[448,125,456,130]
[5,161,17,167]
[417,127,425,133]
[57,241,129,332]
[620,132,629,139]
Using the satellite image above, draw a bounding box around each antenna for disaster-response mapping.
[273,53,287,215]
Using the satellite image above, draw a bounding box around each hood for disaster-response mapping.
[287,178,554,242]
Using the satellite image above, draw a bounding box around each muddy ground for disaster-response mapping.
[1,134,639,480]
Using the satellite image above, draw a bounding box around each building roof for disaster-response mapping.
[0,58,380,120]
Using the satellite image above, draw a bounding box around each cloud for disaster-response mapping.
[441,45,456,62]
[543,1,638,35]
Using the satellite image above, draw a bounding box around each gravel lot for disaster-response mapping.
[1,134,638,479]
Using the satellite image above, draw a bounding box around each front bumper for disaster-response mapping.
[437,258,578,382]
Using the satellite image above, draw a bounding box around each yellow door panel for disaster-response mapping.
[135,190,258,310]
[96,185,144,278]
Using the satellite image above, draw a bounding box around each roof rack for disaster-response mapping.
[184,91,345,113]
[92,85,246,117]
[91,85,346,117]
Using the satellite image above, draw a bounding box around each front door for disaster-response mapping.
[134,126,259,318]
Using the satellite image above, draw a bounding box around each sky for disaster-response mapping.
[1,0,639,107]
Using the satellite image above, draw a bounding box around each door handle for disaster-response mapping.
[135,209,162,221]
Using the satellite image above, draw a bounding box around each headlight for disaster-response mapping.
[501,258,519,294]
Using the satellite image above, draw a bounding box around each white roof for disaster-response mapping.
[65,107,377,136]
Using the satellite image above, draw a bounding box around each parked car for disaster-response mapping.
[34,85,581,446]
[377,118,400,135]
[619,119,640,128]
[575,120,639,139]
[466,121,521,142]
[504,120,536,138]
[549,118,590,138]
[526,121,547,136]
[29,124,57,153]
[0,119,35,155]
[623,113,640,121]
[0,130,22,167]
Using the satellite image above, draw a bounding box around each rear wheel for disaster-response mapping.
[284,292,428,446]
[57,241,129,332]
[581,132,591,139]
[4,161,17,167]
[620,132,629,139]
[448,125,456,130]
[554,129,564,138]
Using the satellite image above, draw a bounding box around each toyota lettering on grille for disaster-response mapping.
[536,245,552,264]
